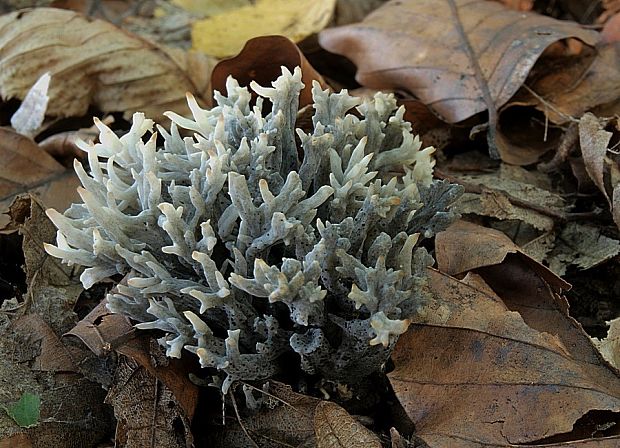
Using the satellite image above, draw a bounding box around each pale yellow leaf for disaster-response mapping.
[191,0,336,58]
[171,0,251,16]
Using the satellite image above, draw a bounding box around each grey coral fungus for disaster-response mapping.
[45,66,462,394]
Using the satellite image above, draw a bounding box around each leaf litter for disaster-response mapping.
[1,0,620,447]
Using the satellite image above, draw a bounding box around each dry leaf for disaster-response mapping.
[578,112,620,230]
[191,0,336,58]
[11,196,83,334]
[436,220,569,289]
[172,0,250,16]
[390,269,620,447]
[210,35,329,109]
[544,223,620,276]
[314,401,381,448]
[447,165,567,232]
[333,0,388,26]
[602,13,620,43]
[210,382,382,447]
[319,0,599,124]
[0,314,111,446]
[0,128,80,232]
[105,356,193,448]
[0,8,216,121]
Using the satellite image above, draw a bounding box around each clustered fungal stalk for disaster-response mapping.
[45,67,462,394]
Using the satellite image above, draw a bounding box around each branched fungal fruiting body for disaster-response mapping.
[45,67,462,393]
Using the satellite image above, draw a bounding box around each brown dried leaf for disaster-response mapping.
[12,196,83,334]
[0,128,80,232]
[0,314,112,446]
[314,401,381,448]
[446,165,567,232]
[390,269,620,447]
[436,220,569,288]
[0,8,216,121]
[210,382,381,448]
[602,13,620,43]
[210,35,329,109]
[319,0,599,124]
[105,356,193,448]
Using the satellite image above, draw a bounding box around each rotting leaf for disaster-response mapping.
[319,0,599,124]
[209,382,381,448]
[578,113,620,231]
[390,269,620,447]
[0,8,216,121]
[2,393,40,428]
[0,314,111,446]
[14,196,83,334]
[0,129,80,232]
[580,113,613,202]
[444,165,567,232]
[540,223,620,276]
[105,356,193,448]
[314,401,381,448]
[191,0,337,58]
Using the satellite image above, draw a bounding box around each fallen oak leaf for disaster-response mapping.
[319,0,599,158]
[314,401,382,448]
[319,0,599,124]
[0,8,216,122]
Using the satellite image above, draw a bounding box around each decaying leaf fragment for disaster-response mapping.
[209,382,382,447]
[448,164,567,232]
[105,356,193,448]
[532,222,620,276]
[0,8,216,121]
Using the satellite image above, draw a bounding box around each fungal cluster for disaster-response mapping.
[45,67,461,393]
